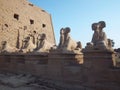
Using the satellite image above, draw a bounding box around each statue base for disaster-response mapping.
[47,49,83,84]
[82,49,116,86]
[0,53,48,76]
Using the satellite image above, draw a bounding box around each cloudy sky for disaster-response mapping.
[29,0,120,48]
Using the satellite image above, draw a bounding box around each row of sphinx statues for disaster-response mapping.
[0,21,114,54]
[0,32,54,53]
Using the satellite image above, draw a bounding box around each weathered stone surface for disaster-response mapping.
[0,49,120,90]
[57,27,82,53]
[114,52,120,67]
[34,33,54,53]
[20,36,36,53]
[85,21,114,51]
[0,0,55,51]
[0,74,35,88]
[47,50,83,83]
[0,72,88,90]
[83,50,118,86]
[0,2,120,89]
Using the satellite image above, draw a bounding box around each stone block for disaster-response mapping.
[83,49,116,86]
[47,50,83,81]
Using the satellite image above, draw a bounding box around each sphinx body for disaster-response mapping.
[86,21,113,50]
[58,27,82,53]
[1,41,19,53]
[21,36,36,53]
[34,33,54,53]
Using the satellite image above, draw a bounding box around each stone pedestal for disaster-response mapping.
[47,50,83,84]
[24,53,48,76]
[9,54,25,73]
[83,49,115,86]
[0,54,25,73]
[0,53,48,76]
[0,54,11,71]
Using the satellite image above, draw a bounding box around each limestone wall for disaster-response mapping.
[0,54,48,77]
[0,51,120,89]
[0,0,55,49]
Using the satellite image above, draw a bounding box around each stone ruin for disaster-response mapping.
[0,26,81,54]
[0,0,120,90]
[85,21,114,51]
[0,0,55,52]
[57,27,82,53]
[0,32,54,54]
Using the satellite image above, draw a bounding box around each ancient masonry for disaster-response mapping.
[0,0,55,49]
[0,0,120,90]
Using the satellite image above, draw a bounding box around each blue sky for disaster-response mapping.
[29,0,120,48]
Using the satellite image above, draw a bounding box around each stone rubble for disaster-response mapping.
[0,72,90,90]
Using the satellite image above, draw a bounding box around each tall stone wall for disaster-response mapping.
[0,0,55,49]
